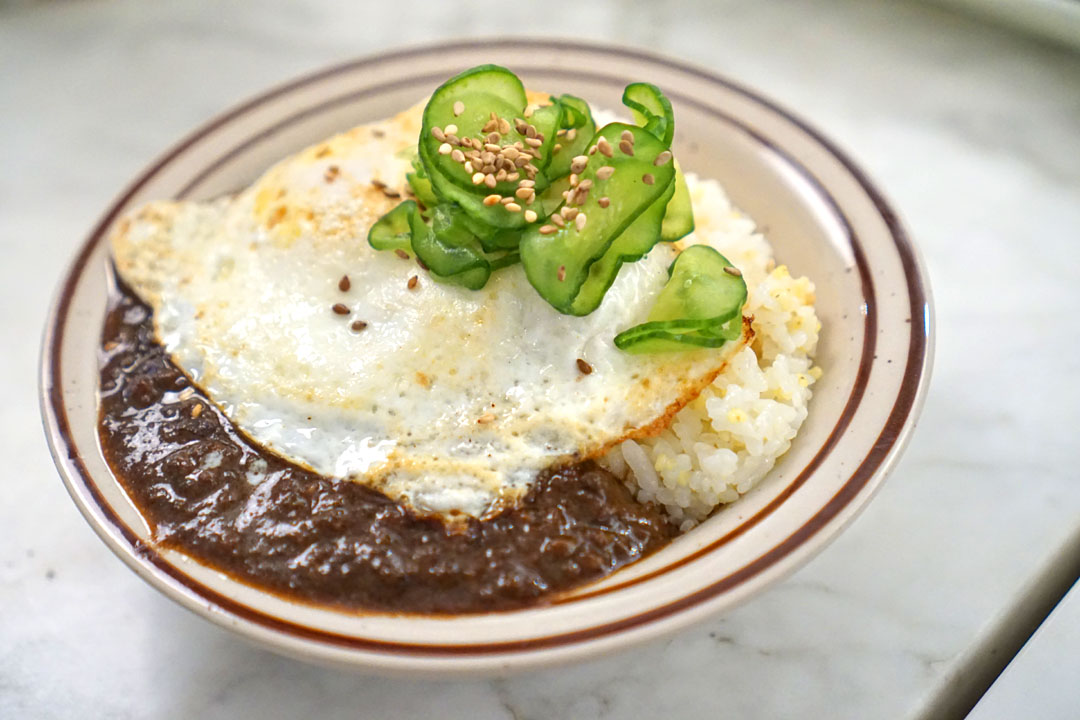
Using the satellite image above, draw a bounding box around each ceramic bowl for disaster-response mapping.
[40,40,933,675]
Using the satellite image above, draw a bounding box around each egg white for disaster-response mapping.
[110,98,749,518]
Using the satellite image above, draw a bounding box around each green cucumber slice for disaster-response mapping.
[368,200,416,254]
[660,162,694,242]
[519,122,677,313]
[622,82,675,146]
[614,245,747,353]
[566,180,676,316]
[546,95,596,179]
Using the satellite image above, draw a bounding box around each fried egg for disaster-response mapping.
[110,97,750,518]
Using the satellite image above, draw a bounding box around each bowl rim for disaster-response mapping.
[39,38,934,668]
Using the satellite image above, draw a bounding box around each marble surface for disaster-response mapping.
[2,0,1079,717]
[969,579,1080,719]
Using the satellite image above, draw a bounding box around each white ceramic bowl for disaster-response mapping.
[40,40,933,675]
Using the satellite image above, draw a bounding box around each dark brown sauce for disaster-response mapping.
[98,285,676,614]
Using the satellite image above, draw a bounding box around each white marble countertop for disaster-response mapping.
[2,1,1078,718]
[969,579,1080,719]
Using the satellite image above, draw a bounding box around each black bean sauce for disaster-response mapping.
[98,285,676,613]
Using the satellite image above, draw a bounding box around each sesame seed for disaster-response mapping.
[569,173,579,186]
[515,187,532,200]
[483,194,501,206]
[464,161,474,174]
[500,196,514,205]
[557,265,566,281]
[575,213,587,231]
[485,174,497,188]
[191,403,203,418]
[472,172,485,185]
[323,165,339,183]
[578,179,593,191]
[431,127,446,141]
[723,266,743,277]
[507,172,520,182]
[588,145,598,155]
[596,166,615,180]
[552,143,562,154]
[498,118,511,134]
[567,128,577,141]
[407,275,419,290]
[438,143,452,155]
[519,179,536,188]
[477,413,495,424]
[621,129,635,144]
[619,140,635,156]
[539,225,557,235]
[338,275,351,292]
[484,142,501,152]
[524,209,538,222]
[350,320,368,332]
[598,196,611,208]
[505,202,522,213]
[576,358,593,375]
[654,150,673,166]
[570,155,588,174]
[452,100,465,116]
[562,207,579,221]
[525,137,543,148]
[444,124,458,135]
[451,149,465,163]
[642,173,655,185]
[551,213,565,227]
[446,134,460,146]
[597,137,614,157]
[523,104,536,118]
[332,303,350,315]
[394,249,410,260]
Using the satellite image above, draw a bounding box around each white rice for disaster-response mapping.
[601,174,821,530]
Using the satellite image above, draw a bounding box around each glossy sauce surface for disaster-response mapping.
[98,285,676,613]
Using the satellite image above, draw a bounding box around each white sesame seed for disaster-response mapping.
[575,213,587,231]
[550,213,565,227]
[451,149,465,163]
[464,161,474,173]
[445,124,458,135]
[518,179,535,188]
[654,150,673,166]
[472,172,485,185]
[505,202,522,213]
[498,118,511,135]
[567,128,577,141]
[597,137,613,157]
[431,127,445,141]
[539,225,557,234]
[500,196,514,205]
[525,137,543,148]
[483,194,501,206]
[596,166,615,180]
[453,101,465,117]
[524,209,538,222]
[570,155,588,174]
[515,187,532,200]
[562,207,579,220]
[438,143,452,155]
[484,174,497,188]
[621,129,634,144]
